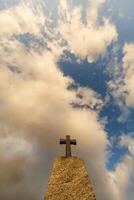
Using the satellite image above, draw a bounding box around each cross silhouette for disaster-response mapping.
[60,135,77,157]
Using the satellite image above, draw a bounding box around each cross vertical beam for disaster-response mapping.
[60,135,77,157]
[66,135,71,157]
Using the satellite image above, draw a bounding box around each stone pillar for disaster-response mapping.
[44,157,96,200]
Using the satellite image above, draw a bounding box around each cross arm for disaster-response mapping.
[71,139,77,145]
[60,139,66,144]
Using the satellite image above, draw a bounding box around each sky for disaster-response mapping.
[0,0,134,200]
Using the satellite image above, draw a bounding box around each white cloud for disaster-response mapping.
[75,87,103,110]
[110,134,134,200]
[120,133,134,156]
[110,43,134,111]
[88,0,106,24]
[58,0,118,63]
[0,1,45,37]
[123,43,134,107]
[106,44,131,123]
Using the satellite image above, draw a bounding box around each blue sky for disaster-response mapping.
[0,0,134,200]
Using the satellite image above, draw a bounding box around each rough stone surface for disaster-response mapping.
[44,157,96,200]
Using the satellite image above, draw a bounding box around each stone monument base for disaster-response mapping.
[44,157,96,200]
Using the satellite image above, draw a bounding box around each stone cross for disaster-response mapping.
[60,135,77,157]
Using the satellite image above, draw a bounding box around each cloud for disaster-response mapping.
[0,0,45,37]
[0,134,51,200]
[123,43,134,107]
[120,133,134,156]
[109,43,134,116]
[88,0,106,24]
[0,1,125,200]
[75,87,103,110]
[110,134,134,200]
[106,44,131,123]
[58,0,118,63]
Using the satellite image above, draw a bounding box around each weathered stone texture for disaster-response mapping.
[45,157,96,200]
